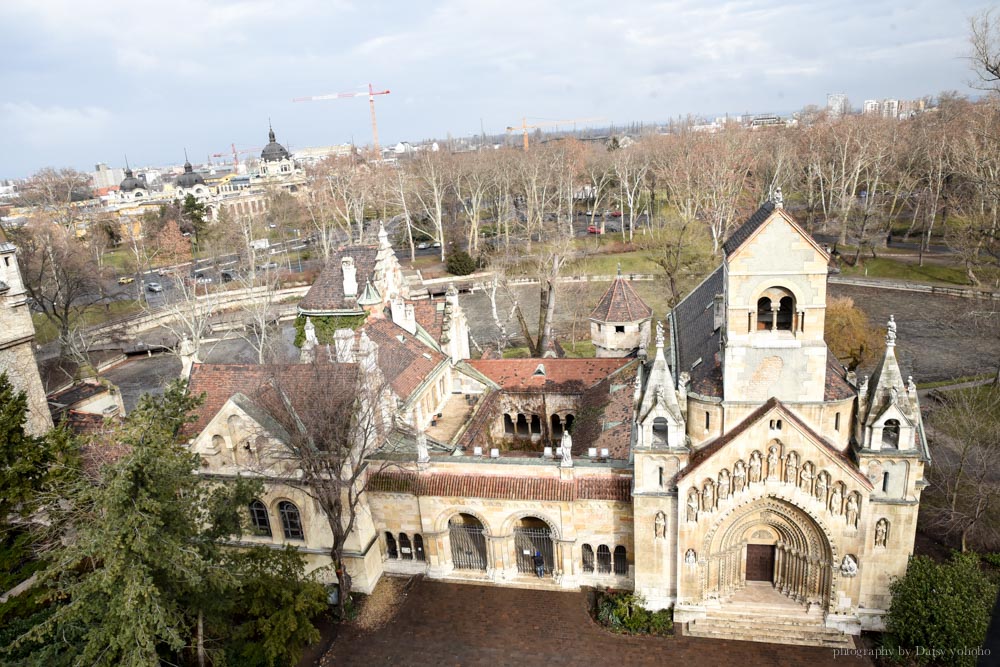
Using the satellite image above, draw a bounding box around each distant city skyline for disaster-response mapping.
[0,0,991,179]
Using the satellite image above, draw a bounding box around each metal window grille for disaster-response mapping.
[613,546,628,575]
[385,531,398,559]
[596,545,612,574]
[278,501,304,540]
[449,521,488,570]
[514,527,553,575]
[248,500,271,537]
[582,544,595,573]
[414,534,425,561]
[399,533,413,560]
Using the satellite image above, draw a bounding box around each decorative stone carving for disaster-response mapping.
[785,452,799,485]
[815,472,828,502]
[845,494,859,528]
[829,485,843,515]
[655,320,664,347]
[886,314,897,346]
[799,462,813,494]
[416,430,430,463]
[685,549,697,566]
[840,554,858,577]
[654,511,666,539]
[752,529,771,540]
[875,518,888,547]
[718,469,730,501]
[687,491,699,522]
[748,451,762,483]
[767,446,779,479]
[702,481,715,511]
[733,461,747,493]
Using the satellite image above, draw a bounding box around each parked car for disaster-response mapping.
[117,276,134,285]
[260,262,279,270]
[157,267,174,276]
[587,225,602,234]
[431,241,442,248]
[416,242,430,249]
[610,211,623,218]
[194,273,213,284]
[220,269,238,283]
[146,281,163,293]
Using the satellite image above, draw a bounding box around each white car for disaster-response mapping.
[195,274,213,284]
[146,282,163,293]
[417,242,430,249]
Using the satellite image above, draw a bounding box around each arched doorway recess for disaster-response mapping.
[449,513,488,571]
[701,497,836,609]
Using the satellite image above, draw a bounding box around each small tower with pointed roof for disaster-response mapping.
[589,266,653,357]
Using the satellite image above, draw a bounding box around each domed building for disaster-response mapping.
[259,125,295,178]
[117,166,148,202]
[175,158,209,201]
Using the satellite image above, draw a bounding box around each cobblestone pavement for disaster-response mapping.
[323,580,874,667]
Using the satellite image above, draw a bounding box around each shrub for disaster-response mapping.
[292,314,367,347]
[594,590,672,636]
[885,552,997,666]
[446,251,477,276]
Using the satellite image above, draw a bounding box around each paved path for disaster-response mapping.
[323,579,873,667]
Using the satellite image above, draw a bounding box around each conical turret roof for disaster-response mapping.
[590,269,652,323]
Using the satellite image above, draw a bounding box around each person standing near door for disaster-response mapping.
[533,551,545,577]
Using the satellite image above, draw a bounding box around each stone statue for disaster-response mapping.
[907,375,916,395]
[718,469,730,501]
[875,518,888,547]
[840,554,858,577]
[799,463,813,493]
[733,461,747,493]
[829,485,843,515]
[560,431,573,468]
[886,314,897,346]
[749,451,762,483]
[771,186,784,209]
[685,549,697,566]
[687,491,699,522]
[654,511,666,539]
[815,472,828,501]
[785,452,798,485]
[767,446,779,479]
[845,494,859,528]
[702,482,715,511]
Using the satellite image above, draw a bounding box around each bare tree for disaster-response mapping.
[969,9,1000,92]
[409,151,452,261]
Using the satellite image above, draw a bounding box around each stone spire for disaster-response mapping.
[639,320,682,421]
[860,315,913,428]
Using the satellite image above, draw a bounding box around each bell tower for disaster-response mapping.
[0,234,53,435]
[719,199,832,405]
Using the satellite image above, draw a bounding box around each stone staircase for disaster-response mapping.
[685,584,854,648]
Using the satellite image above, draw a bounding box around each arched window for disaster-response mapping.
[551,414,563,440]
[596,545,612,574]
[756,297,773,330]
[883,420,900,448]
[530,414,541,434]
[399,533,413,560]
[515,414,529,436]
[777,297,794,330]
[385,531,398,559]
[652,417,668,445]
[582,544,595,572]
[278,501,304,540]
[248,500,271,537]
[503,414,514,434]
[613,546,628,575]
[211,434,225,452]
[565,414,575,433]
[414,534,425,561]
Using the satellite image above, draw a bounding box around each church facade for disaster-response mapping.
[184,201,927,643]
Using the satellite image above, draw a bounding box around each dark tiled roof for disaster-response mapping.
[722,201,775,256]
[677,397,872,489]
[825,351,856,401]
[369,471,631,502]
[48,381,106,407]
[467,358,631,393]
[590,277,653,323]
[298,246,379,314]
[363,318,448,400]
[669,266,723,393]
[412,300,446,342]
[184,362,359,438]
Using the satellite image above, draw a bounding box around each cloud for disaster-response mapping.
[1,102,113,147]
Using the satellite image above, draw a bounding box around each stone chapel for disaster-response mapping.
[184,201,927,645]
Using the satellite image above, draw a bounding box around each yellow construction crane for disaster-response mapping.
[505,117,605,151]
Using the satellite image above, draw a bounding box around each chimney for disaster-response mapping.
[341,256,357,297]
[391,297,417,335]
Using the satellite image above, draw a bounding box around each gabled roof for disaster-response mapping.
[678,397,872,489]
[298,246,379,314]
[590,276,652,323]
[467,358,631,393]
[668,266,724,394]
[362,318,448,401]
[722,201,775,255]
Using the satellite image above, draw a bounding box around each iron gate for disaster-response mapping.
[514,527,554,574]
[449,523,488,570]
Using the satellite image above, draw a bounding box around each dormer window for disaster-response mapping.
[533,364,545,377]
[883,419,900,448]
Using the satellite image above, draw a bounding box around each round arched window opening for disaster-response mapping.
[757,287,796,332]
[883,419,900,448]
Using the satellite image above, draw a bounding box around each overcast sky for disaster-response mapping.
[0,0,990,179]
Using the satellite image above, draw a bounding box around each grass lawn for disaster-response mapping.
[32,300,144,344]
[840,257,968,285]
[566,251,660,276]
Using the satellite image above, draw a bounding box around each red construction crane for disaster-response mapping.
[293,83,390,156]
[505,116,605,151]
[211,143,261,172]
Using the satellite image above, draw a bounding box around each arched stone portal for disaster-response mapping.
[701,497,836,609]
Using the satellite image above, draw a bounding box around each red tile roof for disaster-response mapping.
[467,358,631,393]
[363,318,448,400]
[369,470,631,502]
[590,276,653,323]
[825,351,856,401]
[412,300,445,342]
